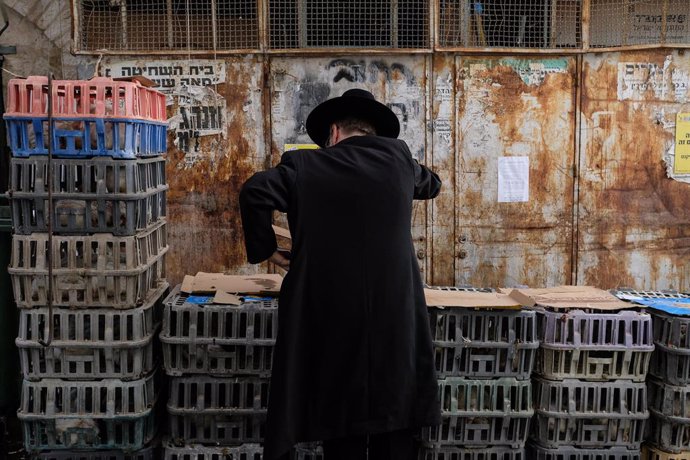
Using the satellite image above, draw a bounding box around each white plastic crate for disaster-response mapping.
[532,378,648,449]
[10,222,167,309]
[422,377,533,448]
[163,441,323,460]
[36,446,155,460]
[16,284,165,380]
[429,308,538,379]
[419,446,525,460]
[19,373,155,418]
[528,443,641,460]
[167,376,269,415]
[161,286,278,376]
[536,309,653,381]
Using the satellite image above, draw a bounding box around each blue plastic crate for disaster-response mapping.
[6,116,167,158]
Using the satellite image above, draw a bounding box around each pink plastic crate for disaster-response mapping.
[6,77,166,122]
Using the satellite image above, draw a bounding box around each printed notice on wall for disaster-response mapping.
[675,113,690,174]
[498,156,530,203]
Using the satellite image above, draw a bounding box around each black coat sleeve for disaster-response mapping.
[413,159,442,200]
[239,152,297,264]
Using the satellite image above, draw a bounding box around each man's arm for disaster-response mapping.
[239,153,297,264]
[413,159,442,200]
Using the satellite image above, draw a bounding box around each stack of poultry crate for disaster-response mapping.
[527,289,654,460]
[160,284,323,459]
[4,76,169,458]
[420,286,539,460]
[613,289,690,460]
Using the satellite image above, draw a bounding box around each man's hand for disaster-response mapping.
[269,250,290,270]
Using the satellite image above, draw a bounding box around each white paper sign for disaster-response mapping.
[498,156,530,203]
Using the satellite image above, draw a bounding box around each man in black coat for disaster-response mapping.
[239,89,442,460]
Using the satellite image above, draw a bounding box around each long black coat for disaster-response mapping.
[239,135,442,459]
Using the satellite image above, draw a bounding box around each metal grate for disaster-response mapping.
[590,0,689,48]
[267,0,430,49]
[438,0,582,48]
[77,0,259,52]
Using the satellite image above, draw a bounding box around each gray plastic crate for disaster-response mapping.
[429,308,538,379]
[19,373,155,418]
[648,378,690,423]
[169,413,265,445]
[16,284,165,380]
[9,157,166,196]
[163,441,323,460]
[20,410,155,452]
[422,377,533,448]
[10,225,168,309]
[418,446,525,460]
[8,156,166,236]
[532,378,648,449]
[36,447,155,460]
[438,377,533,414]
[167,376,269,415]
[422,415,531,448]
[646,412,690,454]
[527,443,641,460]
[642,444,690,460]
[650,311,690,385]
[161,286,278,376]
[533,377,648,416]
[536,309,653,381]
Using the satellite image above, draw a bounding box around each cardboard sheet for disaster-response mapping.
[213,291,243,305]
[424,289,522,309]
[181,272,283,295]
[508,286,632,311]
[272,225,292,240]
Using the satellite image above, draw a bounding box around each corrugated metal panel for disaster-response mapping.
[454,56,577,288]
[577,50,690,290]
[269,56,432,276]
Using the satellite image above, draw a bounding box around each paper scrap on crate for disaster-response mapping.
[213,291,243,305]
[424,289,521,309]
[181,272,283,295]
[498,156,529,203]
[508,286,631,311]
[272,225,292,240]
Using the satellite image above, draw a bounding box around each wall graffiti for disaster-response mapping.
[104,59,228,162]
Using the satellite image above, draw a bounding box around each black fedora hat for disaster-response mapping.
[306,88,401,147]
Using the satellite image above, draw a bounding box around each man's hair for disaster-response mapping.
[334,117,377,136]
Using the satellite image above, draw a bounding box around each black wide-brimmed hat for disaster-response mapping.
[306,88,401,147]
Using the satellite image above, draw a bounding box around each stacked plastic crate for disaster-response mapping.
[527,297,654,460]
[420,287,539,460]
[160,285,323,459]
[612,289,690,460]
[4,76,169,458]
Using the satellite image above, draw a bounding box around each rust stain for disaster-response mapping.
[456,57,575,288]
[578,51,690,290]
[165,60,262,285]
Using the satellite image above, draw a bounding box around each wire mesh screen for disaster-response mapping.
[591,0,689,47]
[267,0,430,49]
[438,0,581,48]
[77,0,259,52]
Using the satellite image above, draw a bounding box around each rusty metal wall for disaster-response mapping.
[442,56,577,288]
[103,56,268,285]
[577,50,690,290]
[92,51,690,291]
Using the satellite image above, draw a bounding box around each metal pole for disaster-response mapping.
[39,73,54,348]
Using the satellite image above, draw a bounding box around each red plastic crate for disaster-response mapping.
[6,77,166,122]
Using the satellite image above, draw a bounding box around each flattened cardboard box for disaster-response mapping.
[424,289,521,309]
[181,272,283,296]
[507,285,632,311]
